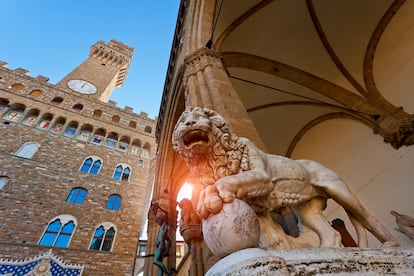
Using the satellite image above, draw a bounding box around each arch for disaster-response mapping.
[15,142,40,159]
[64,121,79,137]
[51,117,66,133]
[21,108,40,126]
[77,124,93,141]
[93,109,103,117]
[37,113,53,130]
[111,115,120,123]
[128,120,137,128]
[72,103,84,111]
[89,222,117,251]
[92,128,106,145]
[29,89,42,97]
[0,98,9,114]
[11,83,24,92]
[144,126,152,134]
[51,96,64,104]
[106,194,122,211]
[141,143,151,159]
[130,139,142,155]
[106,132,118,148]
[3,103,26,122]
[80,156,102,175]
[118,135,130,151]
[66,187,88,204]
[0,175,10,190]
[112,164,131,181]
[38,214,77,248]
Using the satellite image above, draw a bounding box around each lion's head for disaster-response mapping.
[172,107,249,186]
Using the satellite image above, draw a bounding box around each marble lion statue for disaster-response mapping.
[172,106,399,249]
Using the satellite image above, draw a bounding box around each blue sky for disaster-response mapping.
[1,1,180,119]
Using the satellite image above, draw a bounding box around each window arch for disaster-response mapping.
[51,117,66,133]
[80,156,102,174]
[64,121,78,137]
[37,113,53,130]
[93,109,103,117]
[66,187,87,204]
[112,164,131,181]
[3,103,26,122]
[72,103,84,111]
[111,115,120,123]
[144,126,152,134]
[29,89,42,97]
[106,194,122,211]
[21,108,40,126]
[77,124,93,141]
[130,139,141,155]
[11,83,24,92]
[39,215,77,248]
[51,96,64,104]
[141,143,151,159]
[128,120,137,128]
[15,142,40,158]
[0,175,10,190]
[89,223,117,251]
[0,98,9,114]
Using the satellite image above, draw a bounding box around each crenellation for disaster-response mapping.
[35,75,50,83]
[14,67,30,75]
[0,61,8,67]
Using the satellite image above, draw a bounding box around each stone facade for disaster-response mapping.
[0,40,156,275]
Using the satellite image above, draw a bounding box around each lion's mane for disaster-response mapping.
[172,107,250,187]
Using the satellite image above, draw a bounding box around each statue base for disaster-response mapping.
[206,247,414,275]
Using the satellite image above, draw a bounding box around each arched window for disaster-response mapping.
[106,194,122,211]
[72,103,84,111]
[128,120,136,128]
[111,115,120,123]
[51,96,64,104]
[144,126,152,134]
[80,156,102,174]
[112,164,131,181]
[66,188,87,204]
[0,176,10,190]
[15,142,40,158]
[39,215,77,248]
[29,89,42,97]
[89,223,116,251]
[93,109,103,117]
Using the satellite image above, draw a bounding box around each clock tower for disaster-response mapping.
[56,39,134,102]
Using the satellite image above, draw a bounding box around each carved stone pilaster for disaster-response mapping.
[373,107,414,149]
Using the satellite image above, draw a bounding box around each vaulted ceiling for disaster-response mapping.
[210,0,414,155]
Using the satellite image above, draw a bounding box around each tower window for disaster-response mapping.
[66,188,87,204]
[39,215,77,248]
[80,156,102,174]
[0,176,10,190]
[72,103,84,111]
[144,126,152,134]
[128,121,137,128]
[112,164,131,181]
[111,115,120,123]
[29,89,42,97]
[93,109,103,117]
[51,97,64,104]
[11,83,24,92]
[106,194,122,211]
[89,224,116,251]
[15,142,40,159]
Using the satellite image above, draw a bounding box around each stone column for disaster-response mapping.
[183,47,267,150]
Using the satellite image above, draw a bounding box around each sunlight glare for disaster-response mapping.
[177,182,193,202]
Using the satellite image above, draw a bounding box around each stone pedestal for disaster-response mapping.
[206,247,414,275]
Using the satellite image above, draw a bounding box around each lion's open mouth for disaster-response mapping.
[183,130,209,147]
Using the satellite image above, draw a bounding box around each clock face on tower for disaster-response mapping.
[67,79,97,94]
